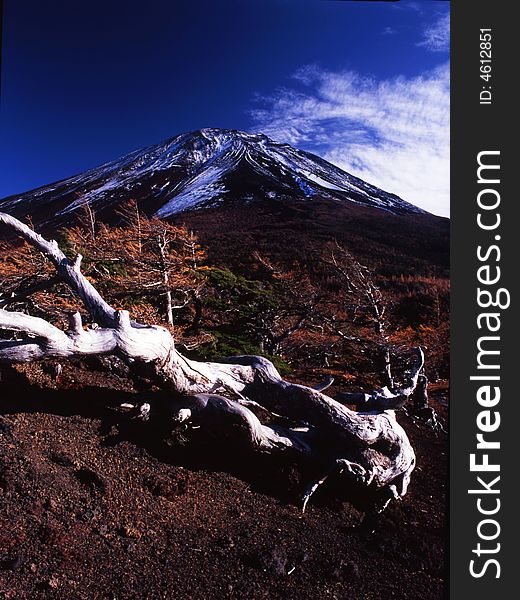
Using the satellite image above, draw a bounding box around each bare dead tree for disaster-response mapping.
[67,202,206,328]
[322,241,395,388]
[251,252,322,355]
[77,197,97,242]
[0,212,425,511]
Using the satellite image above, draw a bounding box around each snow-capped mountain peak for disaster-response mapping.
[0,128,426,225]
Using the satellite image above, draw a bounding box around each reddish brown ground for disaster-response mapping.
[0,362,447,600]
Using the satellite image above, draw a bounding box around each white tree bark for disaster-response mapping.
[0,211,421,510]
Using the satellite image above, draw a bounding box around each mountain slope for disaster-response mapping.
[0,128,426,226]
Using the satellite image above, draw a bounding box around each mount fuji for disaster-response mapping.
[0,128,427,227]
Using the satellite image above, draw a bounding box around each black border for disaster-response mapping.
[451,0,516,595]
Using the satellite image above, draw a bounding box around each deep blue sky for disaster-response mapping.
[1,0,449,203]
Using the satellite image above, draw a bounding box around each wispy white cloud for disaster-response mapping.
[250,63,450,216]
[418,12,450,53]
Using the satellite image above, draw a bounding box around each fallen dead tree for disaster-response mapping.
[0,211,425,511]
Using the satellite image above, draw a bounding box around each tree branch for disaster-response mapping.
[0,275,60,308]
[0,212,115,326]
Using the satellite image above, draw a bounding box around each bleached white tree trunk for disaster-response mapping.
[0,211,423,510]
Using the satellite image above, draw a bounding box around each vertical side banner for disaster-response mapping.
[451,0,517,595]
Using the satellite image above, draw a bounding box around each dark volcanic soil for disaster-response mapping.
[0,362,447,600]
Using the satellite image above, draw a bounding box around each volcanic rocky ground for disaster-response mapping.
[0,360,447,600]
